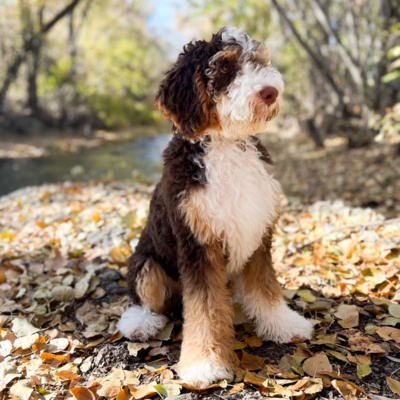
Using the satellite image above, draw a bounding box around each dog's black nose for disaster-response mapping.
[259,86,279,106]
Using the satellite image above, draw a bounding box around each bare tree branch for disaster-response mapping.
[0,0,83,112]
[310,0,364,88]
[269,0,345,104]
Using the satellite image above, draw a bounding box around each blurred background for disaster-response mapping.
[0,0,399,213]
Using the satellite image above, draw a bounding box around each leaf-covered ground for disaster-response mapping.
[1,135,400,400]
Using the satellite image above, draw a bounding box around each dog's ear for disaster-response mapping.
[156,40,219,139]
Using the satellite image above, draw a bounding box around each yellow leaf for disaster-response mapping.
[233,341,247,350]
[298,289,316,303]
[387,376,400,395]
[244,336,262,347]
[243,371,267,386]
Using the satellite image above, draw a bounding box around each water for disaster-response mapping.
[0,133,172,196]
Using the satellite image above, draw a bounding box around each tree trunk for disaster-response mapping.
[0,0,83,113]
[27,38,41,115]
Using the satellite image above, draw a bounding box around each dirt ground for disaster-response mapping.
[1,131,400,400]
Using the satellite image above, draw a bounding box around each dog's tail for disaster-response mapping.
[117,305,168,342]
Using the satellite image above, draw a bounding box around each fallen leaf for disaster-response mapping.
[80,356,94,373]
[115,387,130,400]
[332,379,357,396]
[244,336,262,347]
[154,383,181,397]
[51,285,75,302]
[55,370,79,380]
[130,384,157,399]
[110,331,123,343]
[71,387,97,400]
[304,378,323,394]
[326,350,348,362]
[298,289,316,303]
[229,382,245,394]
[10,379,33,400]
[97,378,122,398]
[387,376,400,395]
[233,341,247,350]
[303,354,332,378]
[127,342,149,357]
[335,304,359,328]
[243,371,267,385]
[13,333,39,350]
[241,350,266,371]
[377,327,400,343]
[148,346,169,356]
[48,338,69,352]
[154,323,174,341]
[357,363,372,379]
[12,318,40,337]
[388,304,400,319]
[41,352,70,364]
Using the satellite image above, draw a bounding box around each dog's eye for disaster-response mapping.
[220,63,229,73]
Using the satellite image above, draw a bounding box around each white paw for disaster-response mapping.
[255,301,314,344]
[117,305,168,342]
[178,360,233,389]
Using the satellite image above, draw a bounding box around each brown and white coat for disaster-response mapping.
[118,26,313,388]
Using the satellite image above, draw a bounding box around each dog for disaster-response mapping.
[118,26,313,388]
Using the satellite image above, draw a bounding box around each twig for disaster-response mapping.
[295,217,400,251]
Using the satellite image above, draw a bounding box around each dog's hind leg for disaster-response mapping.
[118,257,179,341]
[235,230,313,343]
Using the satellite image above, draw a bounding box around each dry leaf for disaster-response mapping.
[388,304,400,319]
[71,387,97,400]
[243,371,266,385]
[240,350,266,371]
[55,370,79,380]
[233,341,247,350]
[97,378,122,398]
[10,379,33,400]
[377,327,400,343]
[303,354,332,378]
[229,383,245,394]
[116,387,132,400]
[154,323,174,341]
[127,342,149,357]
[130,384,157,399]
[386,376,400,395]
[244,336,262,347]
[12,318,40,337]
[335,304,359,328]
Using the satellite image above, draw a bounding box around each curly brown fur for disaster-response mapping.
[119,26,313,389]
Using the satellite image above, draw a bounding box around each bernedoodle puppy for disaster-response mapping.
[118,26,313,388]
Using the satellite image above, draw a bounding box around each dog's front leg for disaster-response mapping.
[176,240,236,388]
[237,232,314,343]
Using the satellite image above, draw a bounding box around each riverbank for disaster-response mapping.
[0,125,168,159]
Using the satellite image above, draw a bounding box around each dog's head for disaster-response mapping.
[156,26,284,140]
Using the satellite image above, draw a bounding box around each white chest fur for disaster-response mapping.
[181,138,281,273]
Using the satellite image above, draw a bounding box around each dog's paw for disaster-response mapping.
[117,305,168,342]
[177,360,233,389]
[255,301,314,344]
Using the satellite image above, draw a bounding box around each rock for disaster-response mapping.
[99,268,122,282]
[103,281,125,295]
